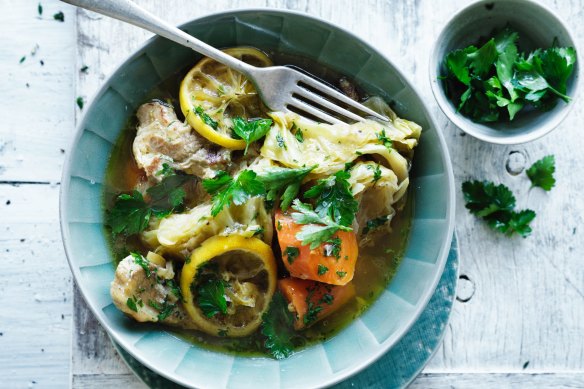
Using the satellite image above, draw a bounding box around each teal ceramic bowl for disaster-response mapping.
[61,9,455,389]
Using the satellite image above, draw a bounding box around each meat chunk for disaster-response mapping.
[133,100,232,180]
[110,253,198,330]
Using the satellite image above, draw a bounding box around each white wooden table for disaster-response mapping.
[1,0,583,387]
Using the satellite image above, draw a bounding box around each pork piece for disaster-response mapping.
[110,254,198,330]
[133,100,232,180]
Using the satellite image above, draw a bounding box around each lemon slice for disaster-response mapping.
[179,47,273,150]
[180,235,277,337]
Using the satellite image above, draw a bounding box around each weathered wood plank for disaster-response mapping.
[411,373,584,388]
[0,0,77,183]
[0,183,71,388]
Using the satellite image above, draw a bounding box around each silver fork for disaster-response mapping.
[62,0,388,125]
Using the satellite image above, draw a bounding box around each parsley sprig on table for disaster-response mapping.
[462,180,535,237]
[526,155,556,191]
[107,164,191,236]
[443,28,576,122]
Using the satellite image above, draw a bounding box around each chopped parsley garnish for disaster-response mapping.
[261,291,296,360]
[526,155,555,191]
[232,117,272,154]
[202,170,265,216]
[19,56,26,64]
[38,3,42,16]
[317,264,328,275]
[108,166,192,235]
[336,271,347,278]
[284,246,300,264]
[377,129,393,151]
[303,286,323,326]
[442,28,576,122]
[276,133,287,149]
[363,215,390,235]
[131,252,151,277]
[80,65,89,73]
[76,97,84,110]
[166,279,184,302]
[197,278,228,318]
[323,237,341,260]
[126,296,139,312]
[253,227,264,237]
[276,220,282,231]
[462,180,535,237]
[157,301,176,321]
[372,164,382,183]
[148,299,176,321]
[294,127,304,143]
[155,162,174,177]
[53,11,64,22]
[194,106,218,130]
[321,293,334,305]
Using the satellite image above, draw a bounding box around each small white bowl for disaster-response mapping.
[430,0,580,144]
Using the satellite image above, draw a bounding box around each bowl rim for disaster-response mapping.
[428,0,581,145]
[60,7,455,388]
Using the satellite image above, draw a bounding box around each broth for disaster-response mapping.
[103,51,413,357]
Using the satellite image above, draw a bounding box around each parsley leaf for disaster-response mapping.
[194,106,218,130]
[291,200,352,249]
[304,170,359,227]
[108,191,151,236]
[462,180,516,217]
[462,180,536,237]
[261,292,296,360]
[257,166,315,211]
[147,174,190,214]
[526,155,555,191]
[317,264,328,275]
[108,167,192,236]
[232,117,272,154]
[467,38,498,77]
[202,170,266,216]
[197,278,228,318]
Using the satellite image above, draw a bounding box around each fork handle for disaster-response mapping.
[61,0,255,76]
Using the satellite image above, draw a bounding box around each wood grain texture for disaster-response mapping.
[1,0,583,387]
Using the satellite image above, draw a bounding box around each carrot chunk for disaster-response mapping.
[278,278,355,330]
[275,211,358,285]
